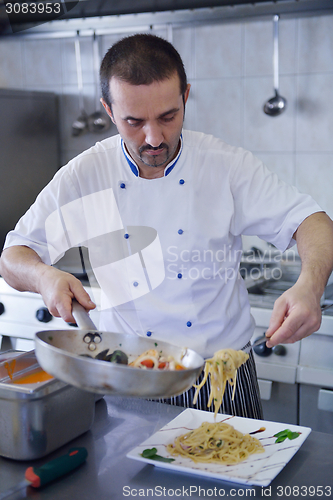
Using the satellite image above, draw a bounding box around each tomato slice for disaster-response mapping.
[140,359,154,369]
[158,362,167,369]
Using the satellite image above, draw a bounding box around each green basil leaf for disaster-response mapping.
[275,435,287,443]
[274,429,301,443]
[141,447,175,463]
[151,455,175,463]
[274,429,290,438]
[141,447,158,458]
[287,431,301,440]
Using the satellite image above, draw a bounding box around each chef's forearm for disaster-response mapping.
[0,245,49,294]
[293,212,333,296]
[0,245,95,322]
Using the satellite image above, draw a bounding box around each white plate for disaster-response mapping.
[127,408,311,486]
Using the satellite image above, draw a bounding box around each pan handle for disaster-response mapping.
[72,300,97,330]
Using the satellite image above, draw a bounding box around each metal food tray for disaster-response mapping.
[0,350,95,460]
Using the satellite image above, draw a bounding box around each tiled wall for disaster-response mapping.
[1,14,333,222]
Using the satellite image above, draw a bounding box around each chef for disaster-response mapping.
[1,34,333,419]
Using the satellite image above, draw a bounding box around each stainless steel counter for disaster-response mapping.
[0,396,332,500]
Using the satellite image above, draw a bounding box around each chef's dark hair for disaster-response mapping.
[100,33,188,108]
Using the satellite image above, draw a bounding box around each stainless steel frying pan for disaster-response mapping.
[34,302,204,398]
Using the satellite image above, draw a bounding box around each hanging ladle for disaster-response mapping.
[263,15,287,117]
[88,33,111,133]
[72,33,89,136]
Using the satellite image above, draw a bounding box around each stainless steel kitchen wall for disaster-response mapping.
[0,89,59,251]
[0,14,332,221]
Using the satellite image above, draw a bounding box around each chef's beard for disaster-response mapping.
[138,143,171,168]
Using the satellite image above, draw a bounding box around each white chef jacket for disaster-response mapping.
[4,130,322,357]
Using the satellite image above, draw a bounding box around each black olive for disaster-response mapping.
[80,354,93,358]
[105,349,128,365]
[95,349,109,360]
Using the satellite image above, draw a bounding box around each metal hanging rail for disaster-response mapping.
[1,0,333,39]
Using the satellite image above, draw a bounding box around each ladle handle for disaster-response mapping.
[273,14,280,92]
[93,33,101,109]
[74,35,84,113]
[72,299,97,330]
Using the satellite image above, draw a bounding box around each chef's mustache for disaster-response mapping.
[139,143,168,153]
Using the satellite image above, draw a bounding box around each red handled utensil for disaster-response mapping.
[0,447,88,500]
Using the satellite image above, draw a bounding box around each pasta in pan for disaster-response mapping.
[166,420,264,464]
[193,349,249,417]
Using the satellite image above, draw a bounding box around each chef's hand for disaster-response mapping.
[264,212,333,347]
[0,246,95,324]
[36,264,96,324]
[264,280,322,347]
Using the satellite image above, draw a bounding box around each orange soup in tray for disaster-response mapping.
[3,358,53,384]
[13,370,54,384]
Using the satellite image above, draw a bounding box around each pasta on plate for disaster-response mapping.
[166,420,264,465]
